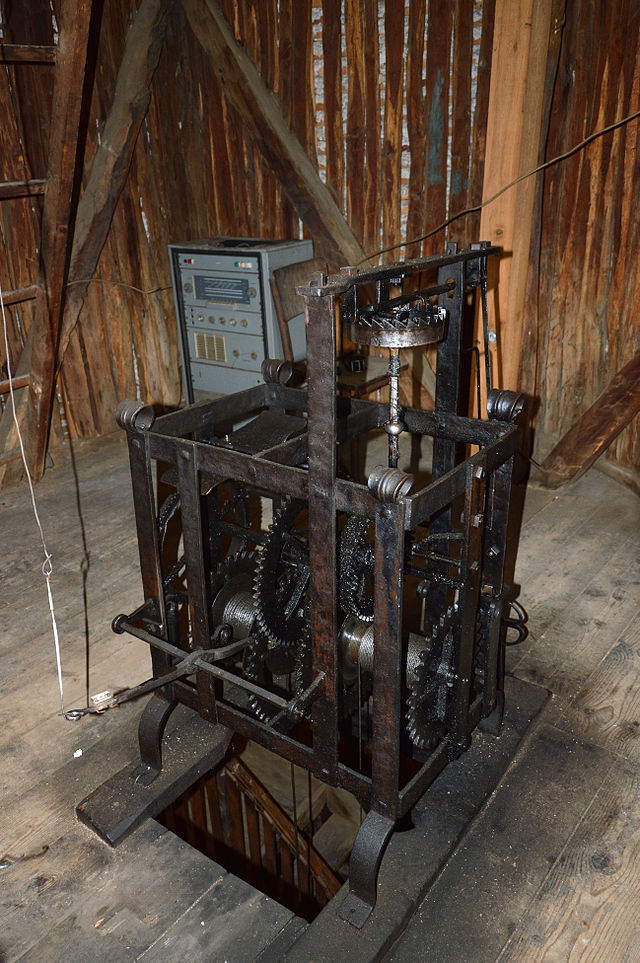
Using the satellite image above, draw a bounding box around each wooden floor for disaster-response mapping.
[1,433,640,960]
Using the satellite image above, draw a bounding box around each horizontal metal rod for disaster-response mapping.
[115,617,290,709]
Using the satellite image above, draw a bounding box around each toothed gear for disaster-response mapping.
[210,550,259,639]
[242,634,275,723]
[340,515,375,622]
[254,498,310,651]
[406,604,458,750]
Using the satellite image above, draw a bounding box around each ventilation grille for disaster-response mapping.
[194,331,226,363]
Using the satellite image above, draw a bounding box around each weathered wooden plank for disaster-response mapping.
[321,0,344,211]
[423,0,452,257]
[449,1,473,248]
[137,871,293,962]
[0,178,45,198]
[0,43,56,63]
[20,0,95,481]
[382,0,404,256]
[478,0,553,399]
[405,0,426,261]
[466,0,495,243]
[539,349,640,489]
[500,761,640,961]
[345,0,366,244]
[561,611,640,762]
[388,726,614,963]
[57,0,171,362]
[362,0,380,256]
[180,0,367,266]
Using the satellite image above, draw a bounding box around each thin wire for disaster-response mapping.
[0,277,66,715]
[360,107,640,264]
[66,277,171,296]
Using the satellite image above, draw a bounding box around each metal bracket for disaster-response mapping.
[338,810,396,928]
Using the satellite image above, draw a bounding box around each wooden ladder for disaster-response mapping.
[0,1,94,481]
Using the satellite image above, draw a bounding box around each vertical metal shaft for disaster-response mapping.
[385,348,403,468]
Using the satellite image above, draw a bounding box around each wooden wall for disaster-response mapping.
[521,0,640,469]
[1,0,639,475]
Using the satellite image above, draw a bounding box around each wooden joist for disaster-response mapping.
[1,284,38,306]
[0,374,30,394]
[538,351,640,488]
[477,0,554,406]
[180,0,368,267]
[57,0,171,362]
[0,179,46,200]
[0,44,57,64]
[19,0,96,482]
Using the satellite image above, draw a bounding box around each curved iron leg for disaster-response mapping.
[135,692,177,786]
[339,810,396,928]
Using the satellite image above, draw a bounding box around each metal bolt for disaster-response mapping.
[472,513,483,527]
[488,330,497,343]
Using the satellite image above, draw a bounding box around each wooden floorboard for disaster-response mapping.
[0,435,295,963]
[2,432,640,961]
[498,759,640,962]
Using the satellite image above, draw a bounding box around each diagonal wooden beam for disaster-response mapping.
[57,0,172,361]
[538,351,640,488]
[19,0,96,482]
[2,0,171,486]
[180,0,368,267]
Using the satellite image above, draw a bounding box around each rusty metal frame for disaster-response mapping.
[89,244,522,926]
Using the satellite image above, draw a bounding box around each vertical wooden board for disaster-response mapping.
[478,0,553,400]
[322,0,344,211]
[382,0,404,255]
[344,0,366,243]
[534,0,640,466]
[449,1,472,248]
[405,0,426,260]
[275,0,299,237]
[362,0,381,255]
[292,0,317,168]
[423,0,452,256]
[466,0,495,243]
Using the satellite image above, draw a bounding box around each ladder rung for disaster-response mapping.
[0,374,30,394]
[0,446,23,466]
[0,44,56,64]
[1,284,38,306]
[0,179,46,200]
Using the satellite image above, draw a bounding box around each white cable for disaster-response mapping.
[0,279,66,715]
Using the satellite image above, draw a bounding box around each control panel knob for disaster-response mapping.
[229,318,237,326]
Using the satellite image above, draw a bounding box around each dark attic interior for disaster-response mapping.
[2,1,640,960]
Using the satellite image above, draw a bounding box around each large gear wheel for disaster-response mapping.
[254,498,310,652]
[406,605,457,751]
[340,514,375,622]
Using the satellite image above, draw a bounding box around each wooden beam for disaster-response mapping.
[0,179,46,199]
[1,285,38,306]
[538,351,640,488]
[0,374,30,394]
[19,0,95,482]
[57,0,171,360]
[0,44,57,64]
[477,0,553,405]
[180,0,368,267]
